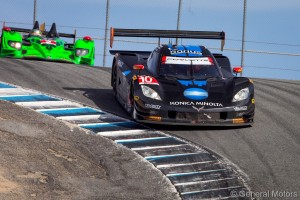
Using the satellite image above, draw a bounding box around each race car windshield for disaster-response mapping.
[159,56,221,80]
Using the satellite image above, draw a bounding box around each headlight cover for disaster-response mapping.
[232,87,249,102]
[75,48,89,56]
[141,85,162,100]
[8,41,22,49]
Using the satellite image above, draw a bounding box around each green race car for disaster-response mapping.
[0,21,95,66]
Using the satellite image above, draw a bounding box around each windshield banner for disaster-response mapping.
[162,56,212,65]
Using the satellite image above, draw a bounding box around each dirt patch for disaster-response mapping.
[16,171,49,184]
[47,148,78,162]
[0,168,18,193]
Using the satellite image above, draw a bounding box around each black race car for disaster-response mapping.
[110,28,255,126]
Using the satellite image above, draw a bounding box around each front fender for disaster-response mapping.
[74,38,95,66]
[0,30,23,58]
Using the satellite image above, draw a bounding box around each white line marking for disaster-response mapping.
[166,169,226,177]
[16,100,82,108]
[156,160,217,169]
[145,152,205,160]
[36,107,102,112]
[131,144,188,151]
[0,88,38,95]
[115,136,170,143]
[174,177,236,186]
[180,186,242,195]
[0,94,41,97]
[57,114,104,121]
[78,121,130,126]
[97,129,148,137]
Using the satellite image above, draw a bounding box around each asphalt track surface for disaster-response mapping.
[0,58,299,199]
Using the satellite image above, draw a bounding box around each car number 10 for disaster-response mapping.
[138,75,159,85]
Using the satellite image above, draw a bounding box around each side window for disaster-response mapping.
[147,52,154,67]
[147,50,159,75]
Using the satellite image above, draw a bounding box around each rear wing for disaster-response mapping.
[109,50,152,55]
[7,28,76,39]
[110,27,225,50]
[2,22,76,42]
[59,31,76,43]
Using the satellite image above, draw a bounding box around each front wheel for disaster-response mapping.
[0,40,2,54]
[131,101,138,121]
[111,64,117,96]
[130,85,138,121]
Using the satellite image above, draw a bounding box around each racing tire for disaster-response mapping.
[131,101,138,121]
[130,85,137,121]
[111,64,117,96]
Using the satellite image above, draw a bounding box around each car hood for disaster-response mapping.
[156,77,244,108]
[23,40,73,61]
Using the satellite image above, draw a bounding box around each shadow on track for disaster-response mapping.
[62,87,130,119]
[146,123,252,132]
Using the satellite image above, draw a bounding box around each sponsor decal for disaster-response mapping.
[178,80,193,87]
[194,81,207,87]
[192,106,204,112]
[184,88,208,101]
[138,75,159,85]
[234,106,248,111]
[161,56,212,65]
[168,47,202,56]
[122,70,131,76]
[40,39,56,45]
[178,80,206,87]
[145,104,161,110]
[170,101,223,107]
[252,98,255,104]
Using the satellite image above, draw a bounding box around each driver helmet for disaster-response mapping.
[194,65,203,71]
[30,29,42,37]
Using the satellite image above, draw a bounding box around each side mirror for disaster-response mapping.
[133,64,144,75]
[233,66,243,76]
[2,27,11,31]
[83,36,92,41]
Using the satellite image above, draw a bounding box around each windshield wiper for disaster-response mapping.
[205,76,219,81]
[194,76,219,81]
[160,74,178,80]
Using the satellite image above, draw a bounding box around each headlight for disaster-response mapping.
[75,49,89,56]
[141,85,162,100]
[8,41,22,50]
[232,87,249,102]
